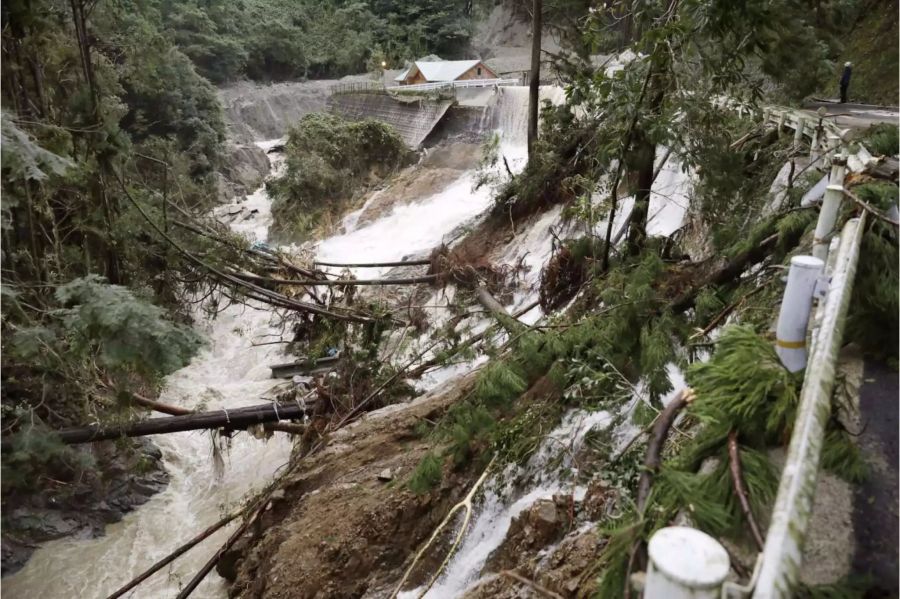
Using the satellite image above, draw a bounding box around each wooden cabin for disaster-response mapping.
[394,60,497,86]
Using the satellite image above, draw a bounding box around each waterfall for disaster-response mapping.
[315,86,564,277]
[398,410,613,599]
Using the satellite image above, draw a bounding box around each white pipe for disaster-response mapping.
[812,184,844,261]
[754,216,866,599]
[775,255,825,372]
[644,527,730,599]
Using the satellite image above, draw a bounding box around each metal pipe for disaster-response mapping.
[775,255,825,372]
[644,527,730,599]
[812,184,845,261]
[754,216,866,599]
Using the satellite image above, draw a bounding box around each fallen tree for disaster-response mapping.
[5,402,309,447]
[231,271,438,287]
[129,393,306,436]
[313,258,432,268]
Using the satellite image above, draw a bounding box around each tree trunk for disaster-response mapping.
[129,393,307,435]
[626,61,667,254]
[626,134,657,254]
[527,0,542,157]
[13,402,309,446]
[474,285,525,335]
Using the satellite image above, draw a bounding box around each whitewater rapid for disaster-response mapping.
[3,141,295,599]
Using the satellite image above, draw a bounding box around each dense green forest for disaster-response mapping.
[154,0,475,82]
[0,0,236,499]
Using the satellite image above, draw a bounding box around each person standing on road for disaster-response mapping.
[840,61,852,103]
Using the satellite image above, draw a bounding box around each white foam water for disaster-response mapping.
[4,140,294,599]
[398,409,613,599]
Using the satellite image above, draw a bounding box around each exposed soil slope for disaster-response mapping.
[230,376,479,598]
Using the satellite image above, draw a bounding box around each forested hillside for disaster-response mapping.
[155,0,476,82]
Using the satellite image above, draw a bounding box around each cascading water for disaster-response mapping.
[315,86,561,277]
[4,86,567,599]
[398,410,614,599]
[3,140,293,598]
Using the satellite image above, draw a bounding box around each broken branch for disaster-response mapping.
[727,430,766,551]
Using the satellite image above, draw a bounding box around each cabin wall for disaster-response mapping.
[457,63,497,81]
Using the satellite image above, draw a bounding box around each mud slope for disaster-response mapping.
[230,377,479,599]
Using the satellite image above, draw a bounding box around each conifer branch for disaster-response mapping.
[728,430,766,551]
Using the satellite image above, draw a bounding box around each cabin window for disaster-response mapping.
[477,67,482,75]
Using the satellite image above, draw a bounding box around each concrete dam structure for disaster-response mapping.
[327,92,455,148]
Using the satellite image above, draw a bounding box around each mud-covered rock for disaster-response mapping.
[485,495,570,572]
[217,142,271,201]
[1,437,168,575]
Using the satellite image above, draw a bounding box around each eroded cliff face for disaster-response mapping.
[218,141,271,201]
[215,78,377,201]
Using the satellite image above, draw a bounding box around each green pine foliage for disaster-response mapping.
[592,321,878,597]
[688,326,801,441]
[862,124,899,157]
[54,276,202,377]
[796,575,873,599]
[408,452,444,495]
[820,429,868,484]
[693,287,726,326]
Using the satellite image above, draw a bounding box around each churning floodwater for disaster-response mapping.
[3,140,294,598]
[4,87,560,599]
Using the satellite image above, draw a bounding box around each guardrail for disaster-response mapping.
[644,109,868,599]
[329,81,388,95]
[329,78,521,96]
[753,213,865,598]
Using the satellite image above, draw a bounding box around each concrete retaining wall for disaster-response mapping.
[327,93,454,148]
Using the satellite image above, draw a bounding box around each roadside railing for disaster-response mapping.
[328,81,388,95]
[643,110,868,599]
[329,78,521,96]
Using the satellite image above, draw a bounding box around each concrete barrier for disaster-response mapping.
[327,92,454,148]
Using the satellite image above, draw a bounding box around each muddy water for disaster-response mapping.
[4,87,565,599]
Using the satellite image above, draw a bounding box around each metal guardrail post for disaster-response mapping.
[775,255,825,372]
[643,527,730,598]
[754,215,866,599]
[792,117,806,151]
[812,183,845,262]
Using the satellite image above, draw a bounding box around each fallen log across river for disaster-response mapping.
[3,402,309,447]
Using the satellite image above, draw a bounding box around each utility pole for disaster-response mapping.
[527,0,542,157]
